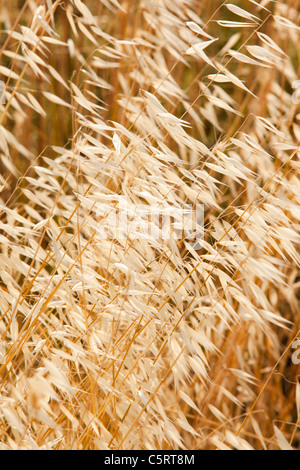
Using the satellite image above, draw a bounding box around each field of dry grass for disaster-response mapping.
[0,0,300,450]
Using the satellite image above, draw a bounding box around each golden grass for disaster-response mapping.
[0,0,300,450]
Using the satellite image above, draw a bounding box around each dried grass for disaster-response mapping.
[0,0,300,450]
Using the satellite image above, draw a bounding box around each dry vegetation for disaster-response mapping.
[0,0,300,450]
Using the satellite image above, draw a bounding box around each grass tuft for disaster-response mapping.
[0,0,300,450]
